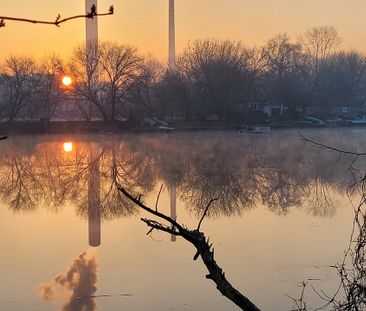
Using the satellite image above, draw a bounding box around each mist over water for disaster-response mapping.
[0,129,363,217]
[0,128,365,311]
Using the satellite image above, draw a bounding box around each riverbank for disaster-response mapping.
[0,119,364,135]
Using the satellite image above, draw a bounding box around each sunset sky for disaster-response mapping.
[1,0,366,63]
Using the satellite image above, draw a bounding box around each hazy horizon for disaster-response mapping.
[1,0,366,61]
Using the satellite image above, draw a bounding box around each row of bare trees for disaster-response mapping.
[1,26,365,123]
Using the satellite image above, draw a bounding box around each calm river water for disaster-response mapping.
[0,128,365,311]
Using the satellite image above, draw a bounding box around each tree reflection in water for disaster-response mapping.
[0,131,363,221]
[1,131,363,311]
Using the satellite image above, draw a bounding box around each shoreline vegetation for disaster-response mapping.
[0,119,365,135]
[3,28,366,135]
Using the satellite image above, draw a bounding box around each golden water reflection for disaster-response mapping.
[0,130,364,221]
[0,129,365,311]
[63,142,73,153]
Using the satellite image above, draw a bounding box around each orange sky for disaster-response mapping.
[1,0,366,63]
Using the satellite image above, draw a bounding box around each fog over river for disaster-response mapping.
[0,128,365,311]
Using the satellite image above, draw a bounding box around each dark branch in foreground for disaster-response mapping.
[0,5,114,28]
[300,133,366,157]
[300,133,366,191]
[118,186,261,311]
[291,134,366,310]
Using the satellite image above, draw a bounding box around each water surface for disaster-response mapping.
[0,129,364,311]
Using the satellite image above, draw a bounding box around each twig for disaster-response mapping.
[300,133,366,157]
[118,186,185,234]
[197,198,219,231]
[155,184,163,212]
[0,5,114,28]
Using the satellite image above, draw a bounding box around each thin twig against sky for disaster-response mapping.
[0,5,113,28]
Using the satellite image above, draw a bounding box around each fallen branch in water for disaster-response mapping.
[118,186,261,311]
[0,5,114,28]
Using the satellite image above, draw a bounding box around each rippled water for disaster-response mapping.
[0,128,365,311]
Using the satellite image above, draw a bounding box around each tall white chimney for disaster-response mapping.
[86,0,98,42]
[169,0,176,69]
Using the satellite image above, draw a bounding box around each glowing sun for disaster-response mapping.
[62,76,73,87]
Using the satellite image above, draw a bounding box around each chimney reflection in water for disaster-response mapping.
[169,182,177,242]
[88,143,101,247]
[63,141,101,247]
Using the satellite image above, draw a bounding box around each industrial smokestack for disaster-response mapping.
[86,0,98,42]
[169,0,176,70]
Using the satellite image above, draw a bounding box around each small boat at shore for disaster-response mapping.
[158,126,175,132]
[235,126,272,134]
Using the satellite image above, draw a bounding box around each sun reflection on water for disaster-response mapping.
[63,142,73,153]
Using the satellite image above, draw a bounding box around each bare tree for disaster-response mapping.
[262,34,304,80]
[32,54,66,121]
[315,51,366,107]
[155,70,191,120]
[261,34,311,115]
[70,41,104,120]
[126,56,165,118]
[299,26,341,75]
[179,39,259,120]
[99,42,143,121]
[0,56,39,121]
[70,41,143,121]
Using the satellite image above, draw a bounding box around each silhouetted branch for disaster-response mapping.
[300,134,366,157]
[0,5,114,28]
[118,186,185,233]
[197,198,219,231]
[292,136,366,310]
[118,186,261,311]
[286,281,308,311]
[155,184,163,212]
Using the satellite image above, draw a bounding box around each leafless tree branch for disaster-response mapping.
[0,5,114,28]
[118,186,261,311]
[300,133,366,157]
[197,198,219,231]
[155,184,163,212]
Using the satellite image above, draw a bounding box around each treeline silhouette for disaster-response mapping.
[1,26,365,123]
[0,130,363,218]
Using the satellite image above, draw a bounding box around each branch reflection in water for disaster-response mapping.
[0,130,363,223]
